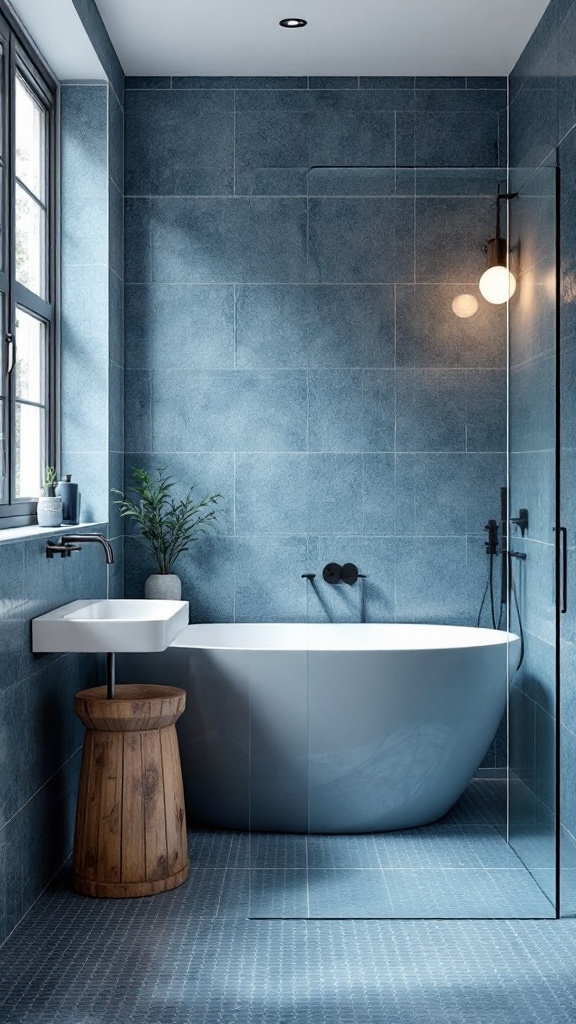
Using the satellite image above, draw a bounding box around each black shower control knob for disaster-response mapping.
[322,562,342,584]
[341,562,359,585]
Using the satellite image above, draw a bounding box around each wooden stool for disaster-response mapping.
[73,684,188,898]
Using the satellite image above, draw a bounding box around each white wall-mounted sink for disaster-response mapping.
[32,599,189,653]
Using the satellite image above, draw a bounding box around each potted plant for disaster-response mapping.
[37,466,63,527]
[112,466,221,600]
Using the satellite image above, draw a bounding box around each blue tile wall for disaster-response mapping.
[0,5,125,944]
[509,0,576,914]
[124,76,507,637]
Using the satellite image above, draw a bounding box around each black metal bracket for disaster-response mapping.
[45,540,82,558]
[510,508,529,537]
[301,573,316,582]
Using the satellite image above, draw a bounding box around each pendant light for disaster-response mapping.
[479,189,518,305]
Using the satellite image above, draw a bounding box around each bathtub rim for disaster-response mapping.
[169,622,520,653]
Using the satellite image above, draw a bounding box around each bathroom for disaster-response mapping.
[1,0,576,1017]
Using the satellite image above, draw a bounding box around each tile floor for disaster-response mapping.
[2,779,575,1023]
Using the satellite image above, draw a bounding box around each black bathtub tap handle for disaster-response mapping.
[301,573,316,581]
[322,562,342,584]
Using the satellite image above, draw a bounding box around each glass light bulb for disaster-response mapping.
[451,293,479,318]
[479,265,517,304]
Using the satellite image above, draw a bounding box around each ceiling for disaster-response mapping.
[94,0,550,78]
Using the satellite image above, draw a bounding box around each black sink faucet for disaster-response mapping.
[45,533,114,565]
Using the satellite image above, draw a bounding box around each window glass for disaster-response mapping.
[15,183,46,297]
[15,401,44,499]
[15,74,46,202]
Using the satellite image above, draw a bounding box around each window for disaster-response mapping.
[0,8,56,527]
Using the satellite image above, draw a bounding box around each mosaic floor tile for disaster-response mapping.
[382,868,555,919]
[227,832,308,869]
[374,825,524,870]
[307,834,382,869]
[307,869,391,918]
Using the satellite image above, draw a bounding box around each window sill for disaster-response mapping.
[0,521,108,545]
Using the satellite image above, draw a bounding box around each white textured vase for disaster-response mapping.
[37,495,62,528]
[144,573,182,600]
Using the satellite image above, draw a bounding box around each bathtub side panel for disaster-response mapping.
[308,647,508,832]
[249,652,308,832]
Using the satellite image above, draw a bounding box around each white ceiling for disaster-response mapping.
[9,0,105,80]
[95,0,550,77]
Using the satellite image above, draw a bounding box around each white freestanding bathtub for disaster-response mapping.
[120,623,518,834]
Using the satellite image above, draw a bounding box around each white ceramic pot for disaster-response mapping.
[144,573,182,600]
[37,495,63,528]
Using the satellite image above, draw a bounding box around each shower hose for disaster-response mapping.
[477,549,525,670]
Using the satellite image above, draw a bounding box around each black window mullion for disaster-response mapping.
[0,3,56,526]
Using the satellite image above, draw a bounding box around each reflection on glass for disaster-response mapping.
[0,398,5,503]
[15,308,45,403]
[15,184,45,296]
[16,74,45,202]
[15,401,44,498]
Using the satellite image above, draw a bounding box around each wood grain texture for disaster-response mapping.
[73,684,189,899]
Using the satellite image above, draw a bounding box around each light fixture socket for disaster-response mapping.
[486,236,507,269]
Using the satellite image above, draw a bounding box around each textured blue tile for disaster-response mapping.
[509,272,556,368]
[308,101,395,166]
[308,166,399,197]
[396,369,466,452]
[0,544,25,690]
[235,110,309,195]
[375,826,521,870]
[152,369,307,452]
[61,353,108,453]
[414,88,505,111]
[235,77,308,89]
[520,539,557,647]
[125,283,235,370]
[234,536,308,622]
[465,369,507,452]
[124,368,151,453]
[62,190,108,267]
[395,284,506,368]
[229,834,307,869]
[109,358,124,453]
[61,84,108,192]
[235,454,307,534]
[305,455,363,534]
[509,78,558,170]
[307,835,381,869]
[509,450,555,545]
[234,89,311,112]
[109,179,123,279]
[309,77,358,90]
[468,77,508,90]
[416,77,466,90]
[360,76,415,89]
[123,451,234,536]
[308,198,414,283]
[309,370,390,452]
[126,197,308,283]
[534,702,555,811]
[414,167,504,197]
[395,536,470,624]
[412,111,500,166]
[558,2,576,140]
[235,285,309,368]
[172,76,235,89]
[125,89,234,196]
[126,75,170,89]
[108,450,124,540]
[108,85,123,192]
[362,454,396,535]
[109,267,123,367]
[308,286,395,367]
[509,352,556,453]
[415,197,496,282]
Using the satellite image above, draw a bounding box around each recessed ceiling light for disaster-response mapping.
[280,18,307,28]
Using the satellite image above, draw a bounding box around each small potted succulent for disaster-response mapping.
[112,466,221,600]
[37,466,63,527]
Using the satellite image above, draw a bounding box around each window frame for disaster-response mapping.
[0,3,58,528]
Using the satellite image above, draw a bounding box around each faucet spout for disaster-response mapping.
[61,533,115,565]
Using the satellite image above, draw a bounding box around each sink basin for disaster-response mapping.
[32,599,190,653]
